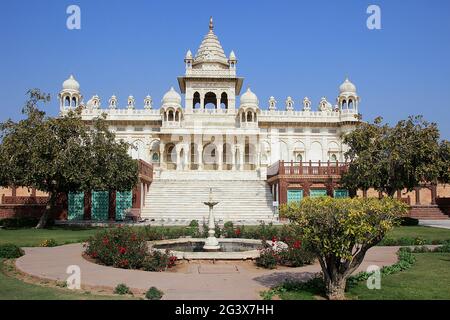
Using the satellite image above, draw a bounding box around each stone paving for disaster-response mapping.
[419,220,450,230]
[15,244,401,300]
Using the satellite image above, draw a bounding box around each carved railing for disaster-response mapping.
[1,195,49,205]
[267,160,348,178]
[138,160,153,183]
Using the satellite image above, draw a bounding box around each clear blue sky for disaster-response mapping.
[1,0,449,139]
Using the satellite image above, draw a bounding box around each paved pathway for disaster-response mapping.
[419,220,450,230]
[15,244,400,300]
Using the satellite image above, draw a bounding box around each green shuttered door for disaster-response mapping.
[91,191,109,221]
[287,190,303,203]
[116,191,132,220]
[68,192,84,220]
[310,189,327,198]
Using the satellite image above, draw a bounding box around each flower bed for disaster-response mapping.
[84,226,177,271]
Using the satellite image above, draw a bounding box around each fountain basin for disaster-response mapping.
[149,238,263,260]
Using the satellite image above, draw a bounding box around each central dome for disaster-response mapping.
[194,17,228,65]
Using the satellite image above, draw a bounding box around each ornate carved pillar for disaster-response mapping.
[414,187,421,205]
[302,181,312,197]
[279,180,289,205]
[159,142,165,170]
[217,144,223,171]
[239,145,245,171]
[197,144,204,170]
[431,184,437,205]
[231,148,236,171]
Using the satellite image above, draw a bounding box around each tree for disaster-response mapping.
[0,89,138,228]
[342,116,449,197]
[279,197,408,300]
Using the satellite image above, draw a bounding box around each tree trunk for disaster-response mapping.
[36,191,56,229]
[325,276,347,300]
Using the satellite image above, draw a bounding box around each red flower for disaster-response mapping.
[119,259,129,267]
[235,228,241,236]
[102,237,109,245]
[272,236,277,243]
[118,246,127,254]
[91,251,98,258]
[130,234,137,241]
[293,240,302,249]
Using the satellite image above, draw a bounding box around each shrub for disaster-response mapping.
[222,221,235,238]
[189,220,199,228]
[85,226,148,269]
[0,244,24,259]
[141,226,199,241]
[277,239,315,267]
[142,249,177,272]
[40,239,58,247]
[114,283,131,295]
[255,247,278,269]
[145,287,163,300]
[0,217,40,229]
[400,217,419,226]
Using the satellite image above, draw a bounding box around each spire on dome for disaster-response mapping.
[209,16,214,31]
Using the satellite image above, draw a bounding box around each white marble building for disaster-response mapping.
[58,18,360,223]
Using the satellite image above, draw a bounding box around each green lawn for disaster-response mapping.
[0,259,134,300]
[384,226,450,243]
[347,253,450,300]
[0,227,101,247]
[278,253,450,300]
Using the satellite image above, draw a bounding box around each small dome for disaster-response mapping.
[162,87,181,105]
[240,88,259,106]
[62,75,80,91]
[339,77,356,94]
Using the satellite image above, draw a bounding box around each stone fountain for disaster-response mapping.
[202,188,220,251]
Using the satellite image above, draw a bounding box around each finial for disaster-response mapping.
[209,16,213,31]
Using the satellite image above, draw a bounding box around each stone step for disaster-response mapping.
[142,179,276,223]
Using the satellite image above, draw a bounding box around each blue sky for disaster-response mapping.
[0,0,449,139]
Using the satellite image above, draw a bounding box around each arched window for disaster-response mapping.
[348,99,353,109]
[71,97,77,108]
[247,111,252,122]
[204,92,217,109]
[65,96,70,107]
[241,112,245,122]
[342,100,347,109]
[193,91,200,109]
[330,154,337,162]
[152,152,159,162]
[220,92,228,109]
[175,111,179,121]
[296,154,303,162]
[168,110,174,121]
[254,112,257,122]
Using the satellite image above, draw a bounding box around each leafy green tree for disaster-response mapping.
[0,89,138,228]
[342,116,449,196]
[279,197,408,300]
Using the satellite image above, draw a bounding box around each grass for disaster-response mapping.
[347,253,450,300]
[0,259,133,300]
[0,226,102,247]
[384,226,450,243]
[276,253,450,300]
